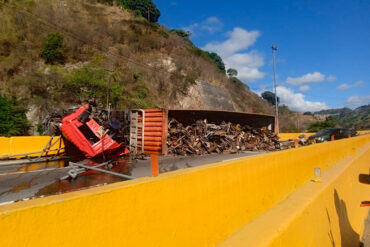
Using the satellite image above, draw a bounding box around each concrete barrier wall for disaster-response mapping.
[359,130,370,135]
[278,132,315,140]
[0,135,369,247]
[0,136,64,158]
[279,130,370,141]
[218,139,370,247]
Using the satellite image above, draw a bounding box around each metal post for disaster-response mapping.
[272,45,279,133]
[151,154,159,176]
[69,162,135,180]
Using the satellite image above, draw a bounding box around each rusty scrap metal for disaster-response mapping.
[167,118,281,155]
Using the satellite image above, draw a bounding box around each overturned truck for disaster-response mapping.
[60,106,277,158]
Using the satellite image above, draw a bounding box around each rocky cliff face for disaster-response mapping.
[178,81,235,111]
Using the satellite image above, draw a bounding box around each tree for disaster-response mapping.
[307,119,336,132]
[227,68,238,77]
[262,91,279,105]
[117,0,161,22]
[41,32,65,64]
[206,52,225,72]
[0,96,28,136]
[303,111,313,115]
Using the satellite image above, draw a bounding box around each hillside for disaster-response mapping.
[314,105,370,130]
[0,0,299,133]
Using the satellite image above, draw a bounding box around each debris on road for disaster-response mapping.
[167,118,280,155]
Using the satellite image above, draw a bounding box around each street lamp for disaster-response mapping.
[272,45,279,133]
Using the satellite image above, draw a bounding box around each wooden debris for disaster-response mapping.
[167,118,281,155]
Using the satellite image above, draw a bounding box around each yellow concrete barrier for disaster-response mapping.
[218,140,370,247]
[0,136,64,158]
[279,130,370,141]
[358,130,370,135]
[279,132,315,140]
[0,135,369,247]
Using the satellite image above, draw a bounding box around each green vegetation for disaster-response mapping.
[227,68,238,77]
[206,52,225,72]
[262,91,279,105]
[170,29,191,39]
[64,65,126,106]
[117,0,160,22]
[36,123,44,135]
[0,96,28,136]
[189,47,226,73]
[41,32,65,64]
[123,79,156,108]
[307,118,336,132]
[62,64,156,108]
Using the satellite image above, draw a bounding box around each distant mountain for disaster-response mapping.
[314,105,370,130]
[315,107,353,115]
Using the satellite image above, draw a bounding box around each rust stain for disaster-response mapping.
[10,181,33,193]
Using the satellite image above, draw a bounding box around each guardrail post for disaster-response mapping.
[294,139,298,148]
[151,154,159,176]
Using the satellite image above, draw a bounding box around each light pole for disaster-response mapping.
[272,45,279,133]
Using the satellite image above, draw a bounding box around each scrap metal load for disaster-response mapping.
[167,118,280,155]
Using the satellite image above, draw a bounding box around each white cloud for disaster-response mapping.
[286,72,325,85]
[345,95,370,108]
[298,85,310,92]
[337,80,364,90]
[327,75,336,82]
[200,17,223,33]
[285,72,336,86]
[337,84,350,90]
[183,17,223,36]
[276,86,329,112]
[203,27,259,57]
[203,27,264,82]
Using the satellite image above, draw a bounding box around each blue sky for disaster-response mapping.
[155,0,370,112]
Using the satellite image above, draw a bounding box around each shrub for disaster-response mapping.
[189,47,226,73]
[170,29,191,39]
[206,51,225,72]
[41,32,65,64]
[0,96,28,136]
[64,65,110,102]
[36,124,44,135]
[117,0,161,23]
[307,119,336,132]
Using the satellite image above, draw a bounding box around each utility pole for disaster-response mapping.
[272,45,279,133]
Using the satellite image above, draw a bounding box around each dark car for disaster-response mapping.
[308,128,357,143]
